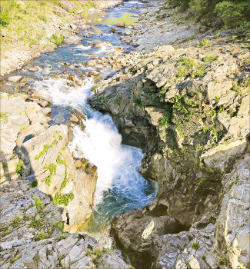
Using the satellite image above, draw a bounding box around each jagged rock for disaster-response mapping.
[116,22,126,28]
[64,35,82,45]
[7,76,22,83]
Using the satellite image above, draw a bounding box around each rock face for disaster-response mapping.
[0,93,97,233]
[0,179,129,269]
[89,40,250,268]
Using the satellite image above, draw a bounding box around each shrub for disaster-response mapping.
[50,33,63,45]
[34,230,49,241]
[33,197,44,212]
[192,242,200,250]
[31,180,38,188]
[16,160,24,175]
[216,1,250,28]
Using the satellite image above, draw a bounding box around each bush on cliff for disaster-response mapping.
[165,0,250,28]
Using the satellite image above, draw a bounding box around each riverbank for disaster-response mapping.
[0,0,122,76]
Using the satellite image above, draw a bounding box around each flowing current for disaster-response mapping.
[7,0,157,232]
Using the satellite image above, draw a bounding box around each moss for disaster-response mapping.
[197,39,212,47]
[33,197,44,212]
[34,230,49,241]
[191,242,200,250]
[53,192,74,206]
[219,257,228,266]
[35,139,57,160]
[10,253,22,264]
[202,56,218,62]
[44,163,56,175]
[55,234,67,241]
[16,160,24,176]
[45,176,51,186]
[199,177,206,184]
[57,221,64,233]
[86,248,114,257]
[0,112,8,122]
[176,57,196,78]
[2,162,7,168]
[191,65,207,78]
[114,96,122,106]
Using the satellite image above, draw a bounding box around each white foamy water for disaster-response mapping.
[74,44,92,51]
[34,77,144,205]
[69,119,129,205]
[34,78,93,110]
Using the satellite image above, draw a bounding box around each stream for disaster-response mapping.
[4,0,157,240]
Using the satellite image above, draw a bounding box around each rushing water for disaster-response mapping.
[5,0,157,232]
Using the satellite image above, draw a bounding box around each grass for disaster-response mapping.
[34,230,49,241]
[176,57,196,78]
[30,214,44,228]
[0,0,102,57]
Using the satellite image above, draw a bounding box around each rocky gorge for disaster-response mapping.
[1,0,250,268]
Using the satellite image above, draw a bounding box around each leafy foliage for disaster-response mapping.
[165,0,250,28]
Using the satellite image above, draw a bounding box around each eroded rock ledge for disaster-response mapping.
[89,40,250,268]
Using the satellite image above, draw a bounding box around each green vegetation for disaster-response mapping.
[35,140,57,160]
[44,163,56,175]
[91,85,98,91]
[191,242,200,250]
[45,176,51,186]
[53,192,74,206]
[2,162,7,169]
[1,229,11,237]
[114,96,122,106]
[10,253,22,264]
[56,155,68,190]
[199,177,206,184]
[12,216,22,228]
[176,57,196,78]
[33,197,44,212]
[55,234,67,241]
[96,95,108,105]
[86,248,114,257]
[0,112,8,122]
[50,33,63,45]
[30,215,44,228]
[165,0,250,29]
[16,160,24,176]
[197,39,212,47]
[100,12,138,26]
[202,56,218,62]
[57,221,64,233]
[0,0,101,56]
[34,230,49,241]
[191,65,207,78]
[219,257,228,266]
[31,180,38,188]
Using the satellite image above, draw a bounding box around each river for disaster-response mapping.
[4,0,158,238]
